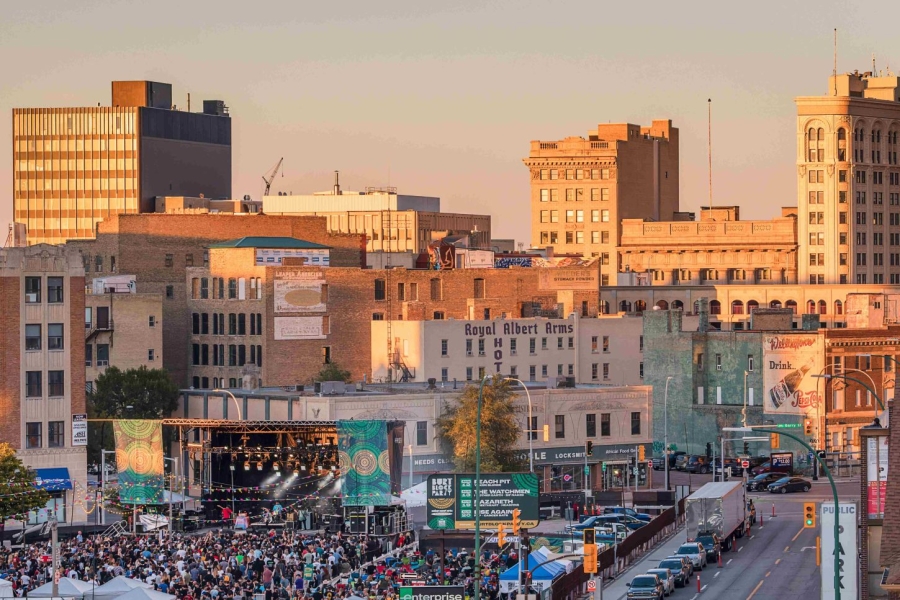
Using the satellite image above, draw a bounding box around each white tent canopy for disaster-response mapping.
[89,576,152,598]
[113,587,175,600]
[400,481,427,508]
[0,579,13,598]
[28,576,95,598]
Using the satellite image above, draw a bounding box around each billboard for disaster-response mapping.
[274,274,326,313]
[821,502,858,600]
[338,420,403,507]
[113,420,164,505]
[273,316,326,340]
[867,435,889,519]
[762,334,824,415]
[537,268,598,291]
[426,473,539,530]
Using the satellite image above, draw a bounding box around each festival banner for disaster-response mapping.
[762,334,824,415]
[113,420,165,504]
[338,420,392,506]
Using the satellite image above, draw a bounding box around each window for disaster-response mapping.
[591,363,598,380]
[557,337,564,350]
[97,344,109,365]
[466,367,473,381]
[510,338,517,355]
[228,345,237,366]
[601,210,610,222]
[416,421,428,446]
[715,353,722,370]
[433,311,445,320]
[586,414,597,437]
[200,278,209,299]
[555,415,565,439]
[25,277,41,303]
[639,362,644,378]
[48,421,64,448]
[238,314,246,335]
[166,285,174,299]
[26,423,41,449]
[530,338,536,354]
[529,365,536,381]
[165,254,173,267]
[631,412,641,435]
[602,336,609,352]
[238,345,246,366]
[441,367,448,382]
[95,255,103,272]
[25,324,41,351]
[85,343,92,367]
[48,371,64,396]
[474,279,485,299]
[322,346,332,364]
[603,363,609,380]
[601,413,611,437]
[185,253,194,267]
[148,349,155,361]
[201,313,209,335]
[478,339,485,356]
[228,313,237,335]
[441,339,448,357]
[228,278,237,299]
[47,277,63,303]
[541,365,548,377]
[430,278,442,301]
[48,324,64,350]
[26,371,42,397]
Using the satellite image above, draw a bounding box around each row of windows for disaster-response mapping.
[807,127,900,164]
[539,231,611,245]
[538,188,611,202]
[25,421,65,449]
[538,168,612,181]
[24,324,65,351]
[191,376,263,390]
[23,276,64,304]
[192,313,264,336]
[82,254,116,274]
[190,277,264,300]
[25,371,65,398]
[374,279,451,301]
[539,209,610,223]
[446,363,644,385]
[192,344,263,368]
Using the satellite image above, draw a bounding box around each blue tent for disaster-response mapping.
[499,553,566,594]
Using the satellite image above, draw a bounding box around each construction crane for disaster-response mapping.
[262,157,284,196]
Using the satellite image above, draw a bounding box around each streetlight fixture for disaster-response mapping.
[663,376,674,491]
[213,388,243,421]
[504,377,535,473]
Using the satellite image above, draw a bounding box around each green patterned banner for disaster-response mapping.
[338,420,392,506]
[113,420,164,505]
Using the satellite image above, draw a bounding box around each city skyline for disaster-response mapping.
[3,1,899,243]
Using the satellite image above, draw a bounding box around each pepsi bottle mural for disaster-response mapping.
[768,358,814,409]
[762,335,823,415]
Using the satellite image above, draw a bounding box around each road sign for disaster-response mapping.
[601,463,607,472]
[583,466,590,475]
[741,460,750,468]
[563,474,572,482]
[647,460,653,467]
[775,423,802,429]
[586,580,596,592]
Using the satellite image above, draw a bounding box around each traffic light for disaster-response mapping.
[638,445,645,461]
[586,441,594,456]
[770,433,780,449]
[543,425,550,442]
[804,420,813,436]
[583,528,595,545]
[497,524,506,546]
[743,441,749,455]
[511,508,522,535]
[803,502,816,528]
[521,570,531,588]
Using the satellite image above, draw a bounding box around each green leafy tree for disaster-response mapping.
[0,443,50,523]
[435,375,525,472]
[87,366,180,466]
[315,362,352,383]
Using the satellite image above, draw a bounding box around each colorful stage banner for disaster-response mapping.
[338,420,392,506]
[113,420,164,504]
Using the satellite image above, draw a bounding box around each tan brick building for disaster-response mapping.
[524,120,679,281]
[68,213,367,385]
[0,245,87,522]
[84,276,164,392]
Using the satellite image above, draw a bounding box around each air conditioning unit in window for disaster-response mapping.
[26,293,38,303]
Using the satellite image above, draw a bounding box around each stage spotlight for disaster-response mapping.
[293,468,299,475]
[301,464,307,471]
[257,461,264,471]
[243,462,250,471]
[273,461,280,471]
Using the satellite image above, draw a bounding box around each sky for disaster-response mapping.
[0,0,892,244]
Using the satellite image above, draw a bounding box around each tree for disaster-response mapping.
[315,362,352,383]
[87,366,180,466]
[435,375,525,473]
[0,443,50,522]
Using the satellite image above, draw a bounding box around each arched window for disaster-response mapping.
[656,300,669,310]
[786,300,798,314]
[837,128,848,161]
[817,127,824,140]
[837,129,846,141]
[619,300,632,313]
[600,300,610,315]
[834,300,843,315]
[747,300,759,313]
[710,300,721,315]
[770,300,782,309]
[806,300,816,314]
[635,300,647,313]
[818,300,827,315]
[673,300,684,310]
[808,128,817,141]
[731,300,744,315]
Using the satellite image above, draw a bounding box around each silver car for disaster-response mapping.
[646,568,675,596]
[673,542,707,570]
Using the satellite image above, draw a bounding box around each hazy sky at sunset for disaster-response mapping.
[1,1,893,244]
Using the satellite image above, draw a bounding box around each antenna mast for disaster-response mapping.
[707,98,713,215]
[833,29,838,96]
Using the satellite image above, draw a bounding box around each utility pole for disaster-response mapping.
[51,516,59,597]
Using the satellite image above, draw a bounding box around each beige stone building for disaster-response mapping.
[796,71,900,285]
[523,120,679,281]
[617,206,799,285]
[84,275,164,392]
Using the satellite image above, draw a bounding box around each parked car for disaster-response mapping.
[604,506,653,522]
[696,534,721,562]
[565,515,602,532]
[646,568,675,596]
[686,455,711,474]
[594,514,646,531]
[746,472,785,492]
[626,574,665,600]
[674,454,691,471]
[767,476,812,494]
[664,555,694,577]
[712,458,734,480]
[749,460,773,476]
[673,542,708,570]
[657,558,690,587]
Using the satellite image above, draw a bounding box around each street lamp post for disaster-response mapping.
[99,449,116,526]
[472,375,491,600]
[213,388,243,421]
[505,378,534,473]
[664,376,674,491]
[162,457,179,534]
[814,372,884,475]
[229,464,236,520]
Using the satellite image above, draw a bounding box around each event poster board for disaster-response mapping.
[867,435,889,519]
[426,473,539,530]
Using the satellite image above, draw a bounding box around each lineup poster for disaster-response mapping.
[426,473,539,530]
[867,436,889,519]
[762,334,824,415]
[113,420,164,505]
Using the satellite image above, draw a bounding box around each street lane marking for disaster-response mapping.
[701,585,708,591]
[691,595,699,600]
[738,547,744,552]
[714,572,720,578]
[750,535,755,539]
[784,546,790,552]
[746,580,765,600]
[727,559,733,565]
[775,559,781,566]
[791,528,804,542]
[766,571,771,578]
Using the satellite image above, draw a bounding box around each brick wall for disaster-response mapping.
[69,276,86,415]
[0,277,21,448]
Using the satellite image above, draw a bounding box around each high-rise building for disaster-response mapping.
[0,244,87,521]
[13,80,232,245]
[523,120,680,278]
[796,71,900,285]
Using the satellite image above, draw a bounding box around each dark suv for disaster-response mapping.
[686,455,711,474]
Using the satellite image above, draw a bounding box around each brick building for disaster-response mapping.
[0,245,87,522]
[68,213,367,385]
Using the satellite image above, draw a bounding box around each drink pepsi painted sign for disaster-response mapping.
[762,334,824,416]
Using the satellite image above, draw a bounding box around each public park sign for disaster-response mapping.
[821,502,857,600]
[426,473,539,529]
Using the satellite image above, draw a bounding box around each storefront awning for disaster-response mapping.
[33,468,72,491]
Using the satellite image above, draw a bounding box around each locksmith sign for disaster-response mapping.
[426,473,539,530]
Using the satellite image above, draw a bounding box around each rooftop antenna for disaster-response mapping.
[873,53,876,75]
[707,98,713,216]
[833,29,838,96]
